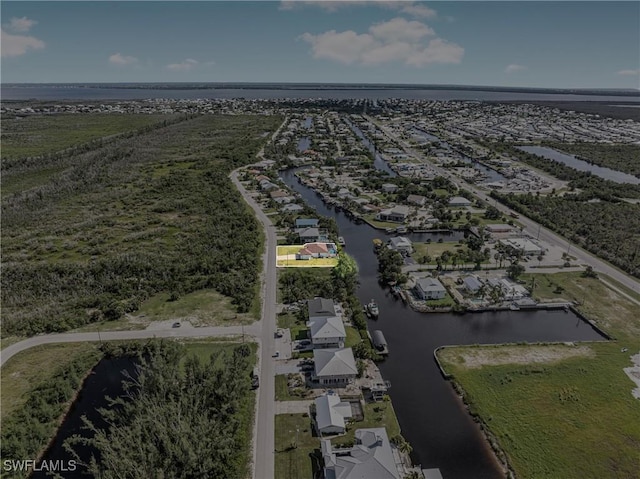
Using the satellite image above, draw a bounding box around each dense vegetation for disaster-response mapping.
[0,347,103,467]
[493,191,640,277]
[1,114,281,335]
[543,142,640,178]
[65,340,255,479]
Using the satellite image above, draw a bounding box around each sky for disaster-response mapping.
[1,1,639,89]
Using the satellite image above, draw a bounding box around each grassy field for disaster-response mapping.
[1,114,171,160]
[438,272,640,478]
[2,114,280,335]
[131,289,256,326]
[277,257,338,268]
[0,343,100,422]
[275,374,314,401]
[275,414,319,479]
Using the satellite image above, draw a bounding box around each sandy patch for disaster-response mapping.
[623,352,640,399]
[443,344,595,369]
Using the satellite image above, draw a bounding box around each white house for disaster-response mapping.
[321,428,401,479]
[414,277,447,300]
[499,238,543,256]
[313,348,357,386]
[309,316,346,349]
[449,196,472,207]
[315,394,353,435]
[388,236,413,255]
[381,183,398,193]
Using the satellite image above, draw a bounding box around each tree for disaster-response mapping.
[507,262,525,280]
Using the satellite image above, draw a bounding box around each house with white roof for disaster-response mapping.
[315,394,353,435]
[321,428,401,479]
[310,316,346,349]
[308,298,337,321]
[313,348,358,386]
[388,237,413,255]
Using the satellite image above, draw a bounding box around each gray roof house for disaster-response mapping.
[388,237,413,255]
[449,196,472,207]
[296,227,327,243]
[308,298,337,321]
[381,183,398,193]
[310,316,346,349]
[321,427,400,479]
[315,394,353,435]
[376,205,410,223]
[463,275,483,293]
[414,277,447,300]
[313,348,357,386]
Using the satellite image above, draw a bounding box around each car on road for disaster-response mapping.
[172,322,181,328]
[275,329,284,338]
[273,351,280,358]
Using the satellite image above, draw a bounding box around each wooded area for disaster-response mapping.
[1,114,281,335]
[64,341,256,479]
[543,142,640,178]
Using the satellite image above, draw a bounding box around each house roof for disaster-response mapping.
[416,277,446,292]
[303,242,329,254]
[449,196,471,205]
[463,276,483,291]
[296,218,319,227]
[322,428,400,479]
[315,394,352,431]
[314,348,357,378]
[389,237,412,248]
[310,316,346,340]
[308,298,336,317]
[406,194,427,205]
[297,227,320,237]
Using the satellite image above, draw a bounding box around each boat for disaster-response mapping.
[367,299,379,319]
[338,236,346,246]
[385,227,395,234]
[396,226,407,234]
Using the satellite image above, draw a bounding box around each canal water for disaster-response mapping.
[279,168,605,479]
[33,356,139,478]
[518,145,640,185]
[345,119,397,177]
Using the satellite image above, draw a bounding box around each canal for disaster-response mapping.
[33,356,139,478]
[517,145,640,185]
[279,168,606,479]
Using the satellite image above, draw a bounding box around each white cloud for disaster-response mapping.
[505,63,527,74]
[166,58,200,72]
[281,1,437,18]
[109,52,138,66]
[1,29,45,58]
[617,69,640,76]
[301,17,463,67]
[5,16,37,33]
[369,17,434,42]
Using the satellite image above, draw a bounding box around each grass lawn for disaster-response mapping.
[277,312,301,330]
[180,341,257,373]
[131,289,255,326]
[424,292,456,307]
[274,414,320,479]
[275,374,313,401]
[1,343,100,422]
[413,241,466,262]
[598,273,640,303]
[362,214,403,229]
[277,257,338,268]
[439,342,640,479]
[437,272,640,479]
[332,400,401,447]
[345,326,362,348]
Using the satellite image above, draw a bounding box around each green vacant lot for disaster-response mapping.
[275,414,319,479]
[438,272,640,478]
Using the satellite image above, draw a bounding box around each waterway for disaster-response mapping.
[518,145,640,185]
[33,356,139,478]
[345,119,396,176]
[279,168,606,479]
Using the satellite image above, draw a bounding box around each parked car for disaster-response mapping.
[172,322,181,328]
[273,351,280,358]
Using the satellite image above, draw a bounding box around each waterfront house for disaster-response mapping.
[377,205,410,223]
[388,237,413,255]
[296,242,337,260]
[270,190,294,204]
[296,227,328,243]
[313,348,357,386]
[308,298,337,321]
[321,428,401,479]
[463,275,483,293]
[259,179,278,191]
[296,218,320,228]
[315,394,353,435]
[309,315,346,349]
[281,203,304,213]
[414,278,447,300]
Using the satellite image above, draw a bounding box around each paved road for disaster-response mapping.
[0,325,259,368]
[230,169,278,479]
[365,115,640,295]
